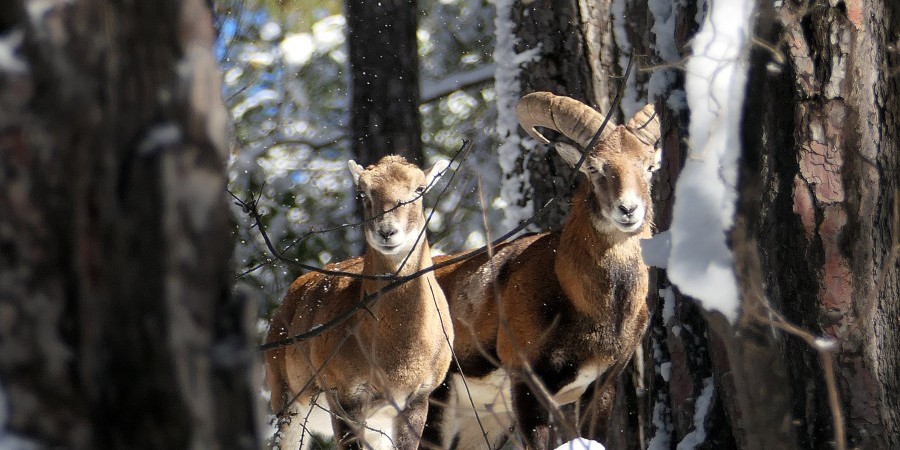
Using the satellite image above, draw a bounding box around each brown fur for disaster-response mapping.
[422,93,661,450]
[265,156,453,450]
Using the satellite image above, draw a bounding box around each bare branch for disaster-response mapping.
[268,136,349,151]
[420,64,496,103]
[748,307,846,450]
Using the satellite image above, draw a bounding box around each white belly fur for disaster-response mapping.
[441,371,515,449]
[554,364,606,405]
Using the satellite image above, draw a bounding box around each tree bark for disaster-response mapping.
[634,0,900,449]
[513,0,616,229]
[345,0,424,166]
[0,1,261,449]
[756,0,899,447]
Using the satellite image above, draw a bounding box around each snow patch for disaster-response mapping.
[0,29,27,74]
[676,377,714,449]
[280,33,315,67]
[611,0,640,118]
[259,22,282,41]
[312,15,346,50]
[661,286,676,325]
[648,336,673,450]
[247,51,275,68]
[648,0,679,62]
[667,0,754,323]
[647,0,685,110]
[641,230,671,268]
[554,439,606,450]
[647,394,672,450]
[659,361,672,382]
[666,88,688,112]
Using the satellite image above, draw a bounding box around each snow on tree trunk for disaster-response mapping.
[0,1,261,448]
[637,0,899,449]
[495,0,616,229]
[667,0,752,321]
[493,0,540,232]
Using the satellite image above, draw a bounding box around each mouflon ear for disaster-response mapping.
[650,147,662,172]
[423,159,450,192]
[555,142,590,174]
[348,160,365,186]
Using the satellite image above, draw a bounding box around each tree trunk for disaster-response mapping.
[345,0,424,166]
[0,1,261,449]
[510,0,616,229]
[634,0,900,449]
[754,0,899,447]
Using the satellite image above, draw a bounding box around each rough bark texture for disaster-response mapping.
[759,0,899,447]
[0,1,261,449]
[513,0,616,229]
[629,0,900,449]
[346,0,424,166]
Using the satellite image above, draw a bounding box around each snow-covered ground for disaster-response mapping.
[555,438,607,450]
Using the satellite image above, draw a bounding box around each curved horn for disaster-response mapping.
[625,104,661,146]
[515,92,610,148]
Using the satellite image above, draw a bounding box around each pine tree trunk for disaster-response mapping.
[345,0,424,166]
[636,0,900,449]
[0,1,261,448]
[754,0,899,447]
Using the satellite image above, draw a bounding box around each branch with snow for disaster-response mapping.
[420,64,495,103]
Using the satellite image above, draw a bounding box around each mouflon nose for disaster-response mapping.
[378,228,397,240]
[618,202,638,216]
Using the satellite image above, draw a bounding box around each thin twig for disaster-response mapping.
[396,140,476,276]
[749,308,846,450]
[274,329,354,419]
